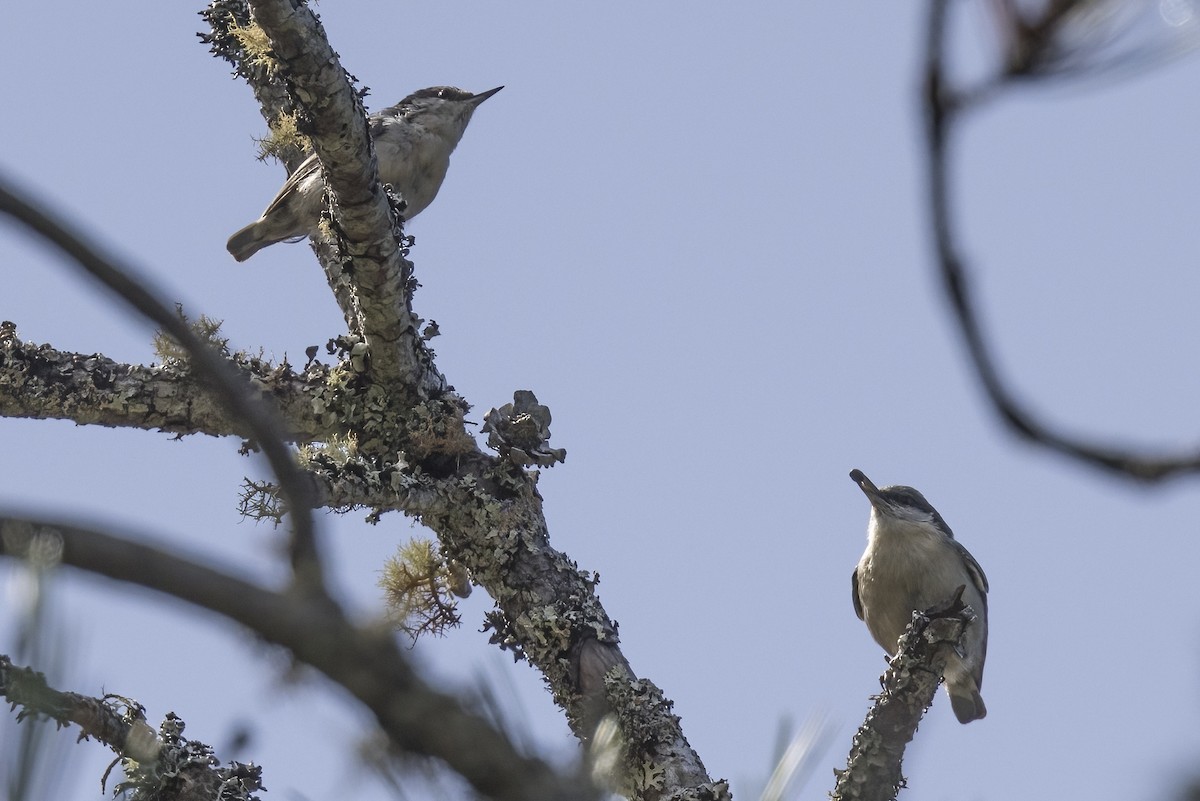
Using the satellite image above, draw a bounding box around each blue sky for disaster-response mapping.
[3,3,1200,800]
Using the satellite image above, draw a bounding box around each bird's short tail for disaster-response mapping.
[948,684,987,724]
[226,221,269,262]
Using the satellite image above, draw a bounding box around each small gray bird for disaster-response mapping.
[227,85,502,262]
[849,469,989,724]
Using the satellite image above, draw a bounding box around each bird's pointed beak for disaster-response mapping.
[849,469,883,506]
[471,86,504,105]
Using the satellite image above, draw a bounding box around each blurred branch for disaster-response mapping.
[989,0,1200,80]
[3,559,77,801]
[757,713,834,801]
[922,0,1200,482]
[0,515,589,801]
[992,0,1093,76]
[0,173,329,594]
[830,591,975,801]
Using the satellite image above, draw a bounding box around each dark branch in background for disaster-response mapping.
[988,0,1200,81]
[0,174,330,594]
[5,547,76,801]
[923,0,1200,482]
[830,590,975,801]
[0,516,591,801]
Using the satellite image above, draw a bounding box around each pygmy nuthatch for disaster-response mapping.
[227,85,502,262]
[849,469,989,724]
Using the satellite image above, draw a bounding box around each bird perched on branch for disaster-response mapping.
[849,469,989,724]
[227,85,502,262]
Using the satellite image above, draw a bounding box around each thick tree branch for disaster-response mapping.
[0,516,590,801]
[0,324,333,442]
[922,0,1200,482]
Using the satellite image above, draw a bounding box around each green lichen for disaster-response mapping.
[152,306,229,364]
[256,109,311,163]
[380,537,468,638]
[225,16,279,77]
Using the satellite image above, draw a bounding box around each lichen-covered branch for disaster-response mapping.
[0,655,265,801]
[297,403,722,800]
[0,322,332,441]
[830,592,975,801]
[198,1,303,164]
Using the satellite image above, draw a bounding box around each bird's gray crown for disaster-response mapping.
[398,86,476,106]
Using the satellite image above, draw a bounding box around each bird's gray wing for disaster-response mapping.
[261,153,321,218]
[263,110,393,219]
[953,540,988,605]
[851,568,864,620]
[954,541,989,685]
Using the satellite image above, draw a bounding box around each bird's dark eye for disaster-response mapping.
[889,488,931,514]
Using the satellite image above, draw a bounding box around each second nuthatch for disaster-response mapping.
[849,469,989,724]
[227,85,502,262]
